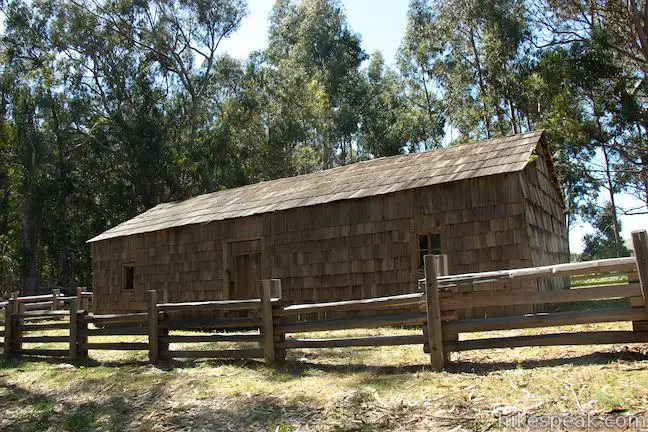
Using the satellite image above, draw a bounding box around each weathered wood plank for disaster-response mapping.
[20,322,69,331]
[424,255,444,370]
[18,336,70,343]
[631,231,648,315]
[277,312,426,334]
[444,307,648,333]
[13,349,69,357]
[162,333,262,343]
[69,298,78,360]
[85,326,148,336]
[161,317,262,330]
[167,348,263,359]
[434,257,637,289]
[83,342,149,351]
[447,331,648,351]
[279,334,425,349]
[85,313,148,324]
[277,293,424,317]
[440,283,642,312]
[148,290,158,363]
[260,280,275,365]
[17,310,70,318]
[3,299,14,357]
[158,299,262,312]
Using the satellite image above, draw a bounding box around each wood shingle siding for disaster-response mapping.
[90,131,569,317]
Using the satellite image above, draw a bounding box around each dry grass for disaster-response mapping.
[1,320,648,432]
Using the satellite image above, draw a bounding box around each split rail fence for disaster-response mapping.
[3,230,648,369]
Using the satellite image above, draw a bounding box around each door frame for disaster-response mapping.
[222,237,263,300]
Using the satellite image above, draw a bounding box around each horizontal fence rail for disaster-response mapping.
[3,230,648,370]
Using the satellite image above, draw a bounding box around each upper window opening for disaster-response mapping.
[418,233,441,268]
[123,264,135,291]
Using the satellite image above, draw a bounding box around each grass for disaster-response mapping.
[1,275,646,431]
[0,322,647,431]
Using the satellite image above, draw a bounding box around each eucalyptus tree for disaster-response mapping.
[266,0,367,168]
[400,0,531,142]
[398,0,445,149]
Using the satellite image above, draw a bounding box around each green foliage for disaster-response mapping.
[581,202,631,260]
[0,0,646,294]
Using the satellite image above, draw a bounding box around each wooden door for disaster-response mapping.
[232,252,261,299]
[228,239,262,300]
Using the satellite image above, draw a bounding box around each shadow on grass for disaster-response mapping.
[2,345,647,378]
[447,348,648,375]
[0,379,159,432]
[0,372,320,432]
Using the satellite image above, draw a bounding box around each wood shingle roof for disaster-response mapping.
[89,130,549,242]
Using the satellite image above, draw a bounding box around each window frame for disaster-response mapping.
[122,263,136,292]
[416,232,442,269]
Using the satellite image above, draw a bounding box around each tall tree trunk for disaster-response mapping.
[508,99,518,134]
[468,25,491,139]
[51,101,70,288]
[602,146,623,257]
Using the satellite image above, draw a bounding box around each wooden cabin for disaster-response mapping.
[88,131,568,317]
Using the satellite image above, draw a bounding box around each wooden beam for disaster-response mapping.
[83,342,149,351]
[148,290,158,363]
[424,254,444,370]
[167,348,263,359]
[260,280,275,365]
[161,316,262,330]
[13,349,68,357]
[162,333,262,343]
[434,257,637,289]
[69,298,78,360]
[440,283,642,311]
[3,298,14,357]
[444,307,648,333]
[447,331,648,351]
[276,312,426,334]
[277,293,423,317]
[51,289,60,311]
[279,334,425,349]
[271,279,286,364]
[20,322,69,331]
[86,327,149,336]
[16,310,70,318]
[18,336,70,343]
[631,230,648,316]
[85,313,148,324]
[157,299,261,312]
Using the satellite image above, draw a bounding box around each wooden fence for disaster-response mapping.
[3,231,648,369]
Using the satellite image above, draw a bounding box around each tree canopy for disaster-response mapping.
[0,0,645,294]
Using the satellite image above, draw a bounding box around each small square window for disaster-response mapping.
[418,233,441,268]
[122,264,135,291]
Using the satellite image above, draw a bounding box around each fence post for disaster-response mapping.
[631,231,648,318]
[78,310,88,360]
[4,298,14,357]
[14,293,23,352]
[260,280,275,366]
[424,254,444,370]
[69,297,78,360]
[270,279,285,364]
[80,287,90,311]
[162,288,169,304]
[436,254,456,363]
[52,289,60,311]
[76,287,83,310]
[148,290,159,363]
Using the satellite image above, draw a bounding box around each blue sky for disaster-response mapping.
[218,0,647,252]
[218,0,409,64]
